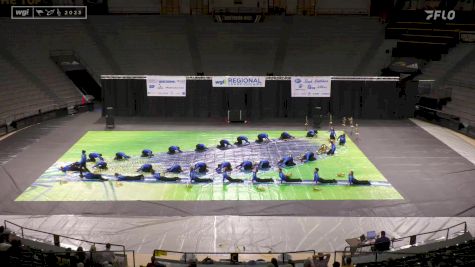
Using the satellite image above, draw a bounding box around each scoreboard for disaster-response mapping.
[11,6,87,19]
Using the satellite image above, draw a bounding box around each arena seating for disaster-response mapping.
[442,85,475,126]
[417,44,475,86]
[355,239,475,267]
[0,52,57,125]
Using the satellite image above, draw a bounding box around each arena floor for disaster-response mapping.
[16,130,401,201]
[0,109,474,217]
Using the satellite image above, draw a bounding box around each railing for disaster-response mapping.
[0,249,135,267]
[342,222,468,259]
[212,7,264,14]
[153,249,316,264]
[4,220,127,261]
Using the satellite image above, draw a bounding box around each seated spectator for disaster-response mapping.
[147,256,166,267]
[374,231,391,252]
[271,258,278,267]
[310,253,331,267]
[101,243,116,265]
[0,235,11,251]
[76,246,86,265]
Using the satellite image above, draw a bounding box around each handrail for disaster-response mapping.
[154,249,316,264]
[391,221,467,244]
[416,105,468,120]
[4,220,126,256]
[342,221,468,259]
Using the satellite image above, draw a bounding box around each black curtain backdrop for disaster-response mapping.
[102,79,416,119]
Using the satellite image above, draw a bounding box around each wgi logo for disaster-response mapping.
[425,10,455,21]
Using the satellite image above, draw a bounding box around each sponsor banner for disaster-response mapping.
[146,76,186,97]
[460,31,475,43]
[291,76,332,97]
[212,76,266,87]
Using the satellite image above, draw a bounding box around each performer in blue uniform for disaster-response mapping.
[141,149,154,158]
[195,143,208,152]
[114,173,144,181]
[313,168,337,184]
[80,172,107,181]
[87,152,103,162]
[168,146,182,154]
[279,132,295,140]
[79,150,90,175]
[256,133,270,143]
[235,135,250,145]
[329,127,336,140]
[217,139,233,149]
[299,151,316,163]
[137,163,154,173]
[237,160,254,171]
[348,170,371,185]
[114,152,130,160]
[93,159,108,170]
[166,164,183,173]
[222,171,244,183]
[306,129,318,137]
[60,162,81,172]
[189,167,213,183]
[338,134,346,145]
[252,168,274,183]
[278,168,302,183]
[153,172,180,182]
[194,162,208,173]
[278,155,296,167]
[327,141,336,155]
[216,161,232,173]
[257,160,271,170]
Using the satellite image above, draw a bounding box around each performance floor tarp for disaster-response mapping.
[0,111,474,216]
[16,130,401,201]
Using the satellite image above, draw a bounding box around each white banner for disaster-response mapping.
[291,76,332,97]
[212,76,266,87]
[146,76,186,97]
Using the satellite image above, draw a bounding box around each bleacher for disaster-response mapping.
[0,52,57,125]
[355,239,475,267]
[442,85,475,126]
